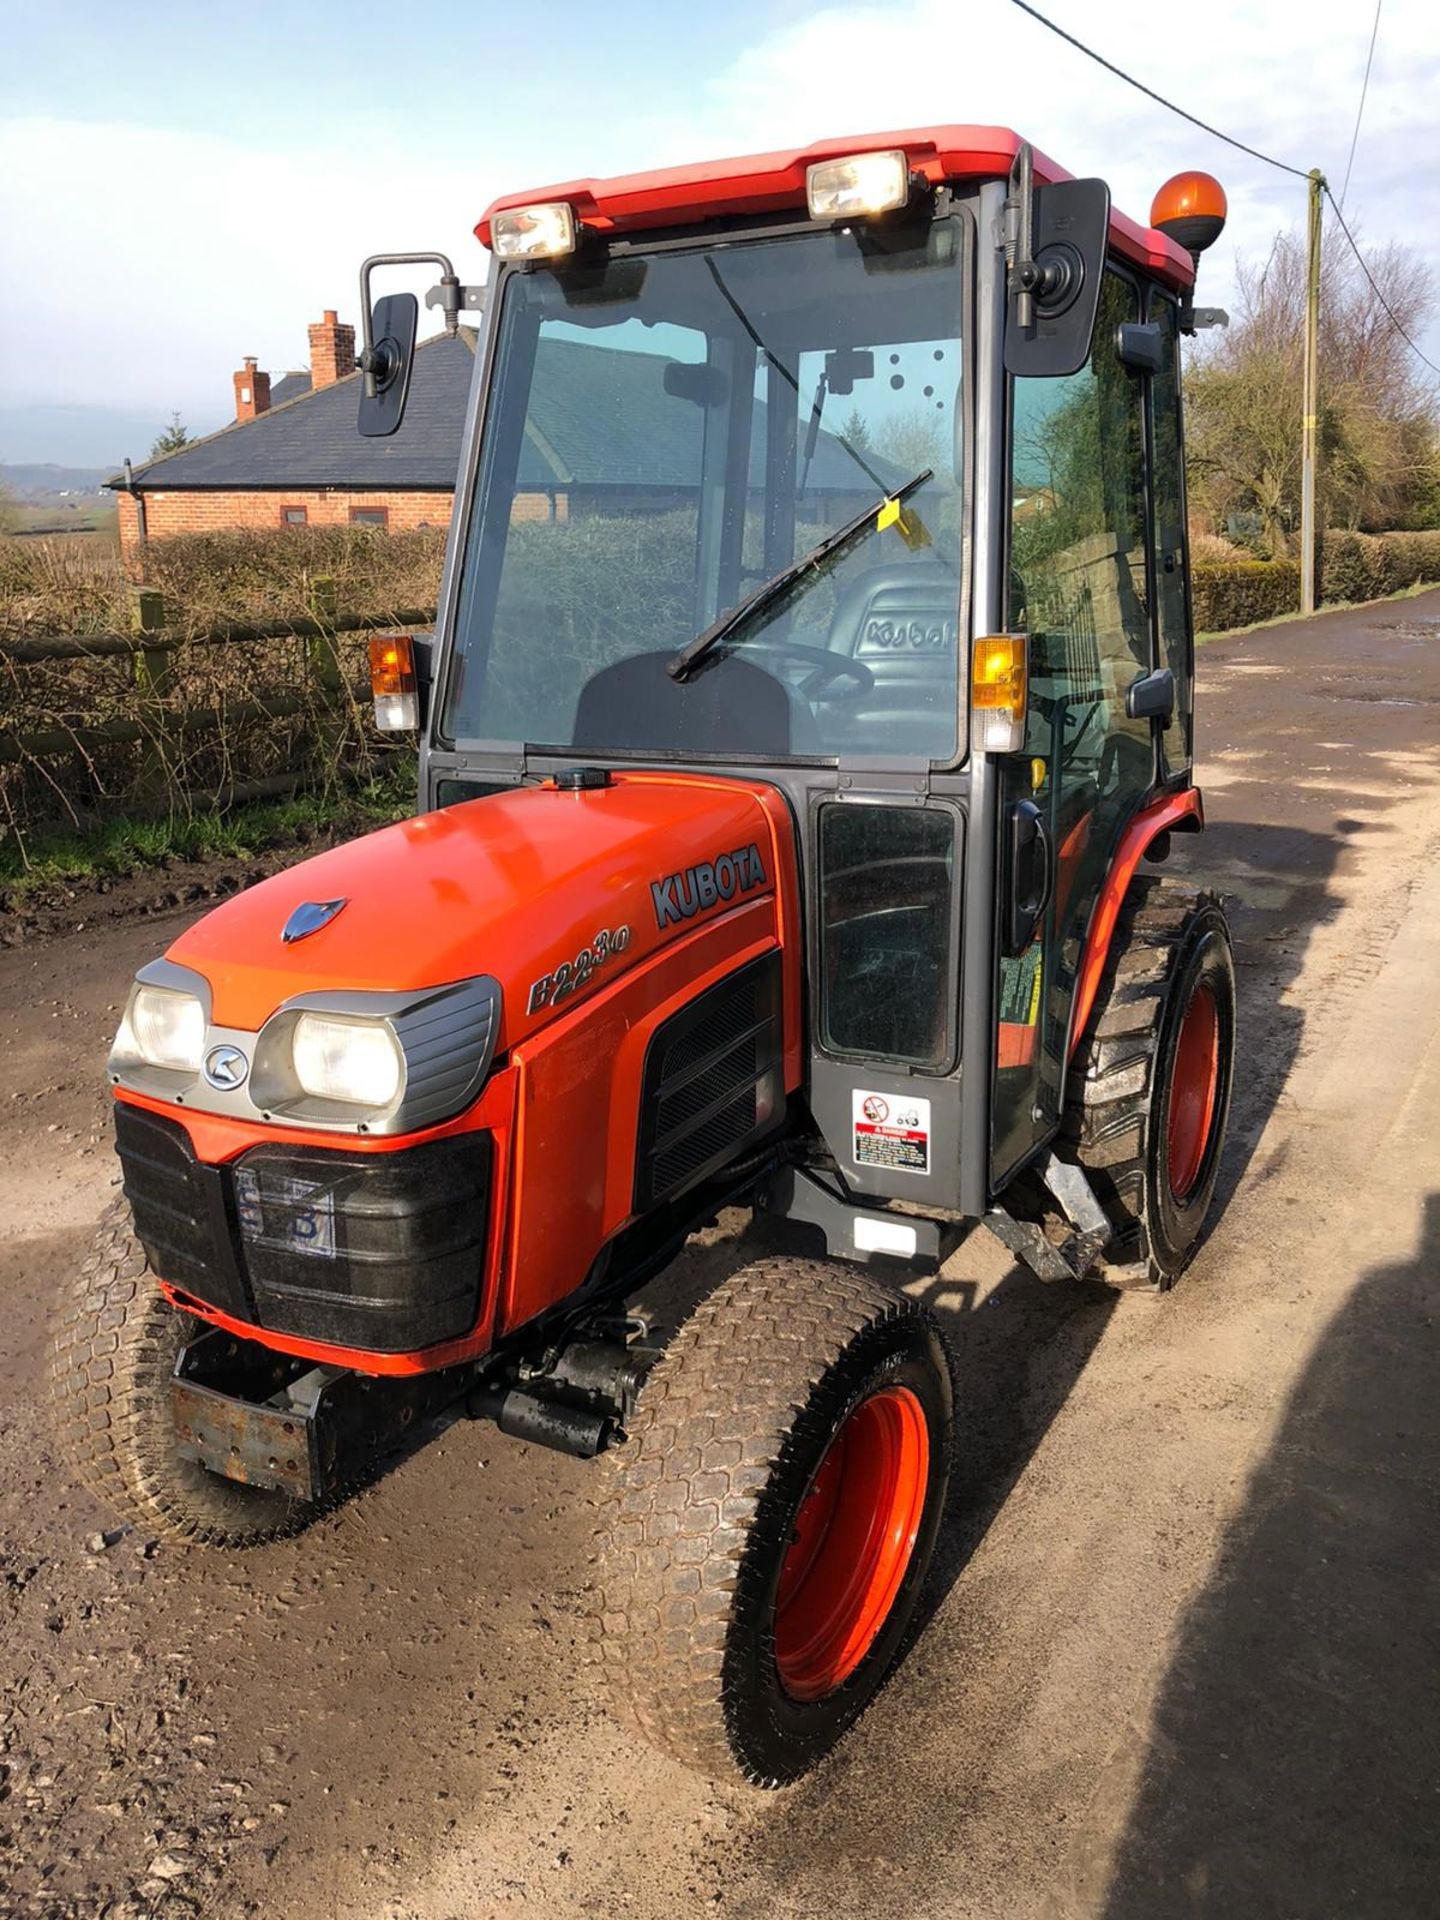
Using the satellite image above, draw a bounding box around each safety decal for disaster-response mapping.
[852,1089,932,1176]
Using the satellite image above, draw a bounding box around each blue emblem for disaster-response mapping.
[282,897,349,944]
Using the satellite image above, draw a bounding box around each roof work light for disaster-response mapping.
[492,202,578,260]
[806,150,910,221]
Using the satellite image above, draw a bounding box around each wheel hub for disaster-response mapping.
[1168,982,1220,1201]
[773,1385,930,1702]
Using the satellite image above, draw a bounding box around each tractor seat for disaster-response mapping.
[822,562,961,755]
[572,649,821,757]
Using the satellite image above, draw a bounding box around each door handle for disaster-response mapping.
[1126,665,1175,724]
[1003,799,1052,957]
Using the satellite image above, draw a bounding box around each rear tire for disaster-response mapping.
[1066,875,1236,1289]
[595,1258,954,1786]
[50,1198,309,1546]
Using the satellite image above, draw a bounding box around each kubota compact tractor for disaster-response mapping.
[54,130,1236,1785]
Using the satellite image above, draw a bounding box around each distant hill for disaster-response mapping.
[0,402,222,471]
[1,462,109,500]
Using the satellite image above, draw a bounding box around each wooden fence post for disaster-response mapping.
[130,587,170,696]
[130,587,174,800]
[307,577,343,694]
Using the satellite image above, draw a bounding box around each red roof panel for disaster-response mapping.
[476,124,1194,289]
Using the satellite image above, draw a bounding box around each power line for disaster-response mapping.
[1010,0,1440,385]
[1007,0,1310,180]
[1323,186,1440,380]
[1339,0,1382,212]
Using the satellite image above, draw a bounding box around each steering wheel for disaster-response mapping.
[749,640,875,701]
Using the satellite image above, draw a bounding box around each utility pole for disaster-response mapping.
[1300,168,1325,615]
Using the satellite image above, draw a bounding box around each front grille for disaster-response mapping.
[635,953,784,1210]
[235,1134,490,1351]
[112,1103,491,1354]
[114,1102,251,1319]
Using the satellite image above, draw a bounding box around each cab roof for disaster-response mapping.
[476,124,1195,290]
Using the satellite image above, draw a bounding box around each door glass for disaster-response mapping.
[1150,294,1192,769]
[994,271,1156,1181]
[818,803,955,1068]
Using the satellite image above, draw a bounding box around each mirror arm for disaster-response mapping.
[1006,142,1038,330]
[358,252,459,396]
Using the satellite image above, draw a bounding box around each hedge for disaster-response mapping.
[1193,528,1440,632]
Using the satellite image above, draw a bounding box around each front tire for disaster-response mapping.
[50,1199,309,1546]
[595,1258,954,1786]
[1067,875,1237,1287]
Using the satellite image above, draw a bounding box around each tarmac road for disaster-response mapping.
[2,591,1438,1920]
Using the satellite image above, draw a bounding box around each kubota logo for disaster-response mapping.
[652,843,768,929]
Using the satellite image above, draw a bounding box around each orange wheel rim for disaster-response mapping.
[1168,982,1220,1200]
[773,1386,930,1703]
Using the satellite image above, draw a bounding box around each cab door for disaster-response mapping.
[991,268,1159,1186]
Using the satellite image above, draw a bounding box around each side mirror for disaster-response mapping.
[357,291,419,438]
[1005,159,1111,381]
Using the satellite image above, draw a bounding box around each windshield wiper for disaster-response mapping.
[667,467,933,684]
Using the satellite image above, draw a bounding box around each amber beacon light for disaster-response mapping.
[1150,171,1228,255]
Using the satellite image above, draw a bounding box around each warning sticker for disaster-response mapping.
[852,1089,932,1176]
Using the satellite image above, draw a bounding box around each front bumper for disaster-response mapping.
[115,1100,491,1354]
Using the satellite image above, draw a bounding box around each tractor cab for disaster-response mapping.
[365,129,1222,1246]
[62,129,1237,1791]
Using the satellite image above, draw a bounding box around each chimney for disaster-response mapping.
[308,309,357,389]
[233,356,271,422]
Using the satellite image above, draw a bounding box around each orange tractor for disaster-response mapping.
[54,131,1235,1784]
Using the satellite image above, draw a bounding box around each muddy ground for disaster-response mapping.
[2,595,1438,1920]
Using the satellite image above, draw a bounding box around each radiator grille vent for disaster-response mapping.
[634,953,784,1211]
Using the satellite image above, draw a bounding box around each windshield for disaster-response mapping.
[443,214,967,761]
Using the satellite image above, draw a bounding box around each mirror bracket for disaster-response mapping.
[427,281,485,318]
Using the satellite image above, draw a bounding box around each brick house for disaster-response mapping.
[110,312,899,562]
[109,311,472,561]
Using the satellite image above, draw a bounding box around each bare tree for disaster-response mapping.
[1186,228,1440,551]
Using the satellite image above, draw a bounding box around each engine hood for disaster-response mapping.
[166,772,789,1043]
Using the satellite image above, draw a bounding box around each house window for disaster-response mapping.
[349,506,389,528]
[281,505,308,526]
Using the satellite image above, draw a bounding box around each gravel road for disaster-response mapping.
[2,593,1438,1920]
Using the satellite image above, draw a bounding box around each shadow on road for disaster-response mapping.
[1101,1193,1440,1919]
[1164,809,1361,1254]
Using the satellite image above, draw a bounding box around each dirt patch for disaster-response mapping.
[2,591,1440,1919]
[0,834,356,951]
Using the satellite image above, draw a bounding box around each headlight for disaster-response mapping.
[291,1014,404,1108]
[123,986,206,1073]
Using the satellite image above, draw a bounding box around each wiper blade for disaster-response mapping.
[668,467,932,684]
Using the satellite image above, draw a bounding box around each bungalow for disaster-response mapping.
[109,310,901,562]
[109,311,471,560]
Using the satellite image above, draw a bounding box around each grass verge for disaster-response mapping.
[0,764,415,901]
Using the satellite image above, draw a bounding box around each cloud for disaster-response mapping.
[4,0,1438,421]
[632,0,1440,355]
[0,116,501,420]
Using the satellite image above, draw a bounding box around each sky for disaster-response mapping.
[2,0,1438,464]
